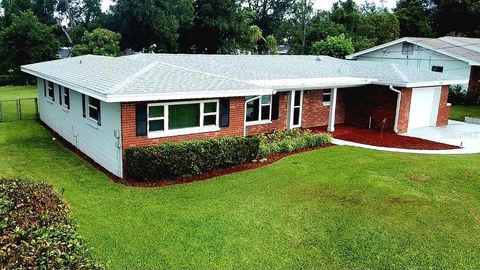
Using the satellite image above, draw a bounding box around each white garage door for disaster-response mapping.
[408,87,441,130]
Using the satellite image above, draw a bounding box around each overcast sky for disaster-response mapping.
[101,0,397,12]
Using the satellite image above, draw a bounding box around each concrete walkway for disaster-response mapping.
[332,120,480,155]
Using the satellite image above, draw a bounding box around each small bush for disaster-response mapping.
[258,129,331,158]
[0,179,103,270]
[449,85,480,105]
[125,136,260,181]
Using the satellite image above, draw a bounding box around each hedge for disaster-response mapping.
[125,136,260,181]
[449,85,480,105]
[0,179,103,270]
[258,129,331,158]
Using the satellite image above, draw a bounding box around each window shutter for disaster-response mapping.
[219,98,230,128]
[82,94,86,118]
[136,103,147,136]
[51,83,55,102]
[67,89,70,109]
[271,93,280,120]
[97,101,101,126]
[58,87,62,105]
[43,80,47,97]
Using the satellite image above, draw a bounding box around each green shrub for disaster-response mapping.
[125,136,260,181]
[0,179,103,270]
[258,130,331,158]
[449,85,480,105]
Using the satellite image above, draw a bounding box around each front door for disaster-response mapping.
[289,90,303,129]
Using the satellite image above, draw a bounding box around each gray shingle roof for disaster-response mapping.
[348,36,480,65]
[21,53,467,102]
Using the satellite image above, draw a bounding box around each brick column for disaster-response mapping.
[397,88,412,134]
[436,85,450,127]
[468,66,480,93]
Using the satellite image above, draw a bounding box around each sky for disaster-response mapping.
[101,0,397,12]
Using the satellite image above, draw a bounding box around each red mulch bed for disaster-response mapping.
[311,125,460,150]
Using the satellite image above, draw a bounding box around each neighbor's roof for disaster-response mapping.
[347,36,480,65]
[21,53,467,103]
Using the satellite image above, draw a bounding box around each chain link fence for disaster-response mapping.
[0,98,38,122]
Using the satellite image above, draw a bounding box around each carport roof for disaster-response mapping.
[21,54,467,102]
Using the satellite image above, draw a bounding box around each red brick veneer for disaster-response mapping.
[397,88,412,134]
[468,66,480,93]
[246,93,288,135]
[436,85,450,127]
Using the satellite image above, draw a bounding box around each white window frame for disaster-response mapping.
[323,89,331,106]
[147,99,220,138]
[46,81,55,102]
[61,86,70,110]
[87,97,100,123]
[245,95,272,126]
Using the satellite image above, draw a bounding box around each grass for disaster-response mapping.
[450,105,480,121]
[1,86,480,269]
[0,85,37,121]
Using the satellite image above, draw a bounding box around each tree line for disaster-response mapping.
[0,0,479,83]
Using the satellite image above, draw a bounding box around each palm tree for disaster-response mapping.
[247,25,278,54]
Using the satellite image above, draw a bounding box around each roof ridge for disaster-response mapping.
[390,64,409,83]
[108,61,161,94]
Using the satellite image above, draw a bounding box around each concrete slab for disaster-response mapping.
[404,120,480,154]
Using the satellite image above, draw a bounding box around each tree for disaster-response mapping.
[0,11,59,78]
[180,0,246,53]
[310,34,354,58]
[279,0,314,54]
[57,0,102,28]
[71,28,121,56]
[394,0,433,37]
[357,12,400,45]
[242,0,296,37]
[430,0,480,37]
[110,0,194,52]
[246,25,278,54]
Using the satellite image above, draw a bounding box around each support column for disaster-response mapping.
[327,88,337,132]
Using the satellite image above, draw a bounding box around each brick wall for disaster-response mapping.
[436,85,450,127]
[121,97,245,150]
[344,86,398,131]
[468,66,480,93]
[397,88,412,134]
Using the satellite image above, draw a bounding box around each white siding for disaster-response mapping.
[355,42,472,90]
[37,78,123,177]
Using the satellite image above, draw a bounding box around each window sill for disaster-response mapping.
[85,119,99,130]
[148,126,220,139]
[323,102,331,107]
[61,106,70,113]
[46,98,54,104]
[245,120,272,126]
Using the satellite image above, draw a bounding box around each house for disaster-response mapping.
[21,54,467,178]
[346,36,480,93]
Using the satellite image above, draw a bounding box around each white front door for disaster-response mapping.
[289,90,303,128]
[408,87,441,130]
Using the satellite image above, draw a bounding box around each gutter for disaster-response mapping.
[389,85,402,134]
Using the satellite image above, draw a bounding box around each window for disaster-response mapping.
[246,95,272,124]
[87,97,100,122]
[402,42,414,55]
[147,100,219,137]
[61,87,70,109]
[431,66,444,73]
[47,81,55,101]
[323,89,331,106]
[291,90,303,128]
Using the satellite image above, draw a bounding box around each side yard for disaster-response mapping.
[450,105,480,121]
[1,86,480,269]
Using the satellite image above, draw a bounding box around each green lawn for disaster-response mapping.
[0,85,37,121]
[450,105,480,121]
[1,86,480,269]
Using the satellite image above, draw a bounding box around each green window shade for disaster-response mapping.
[168,104,200,130]
[149,120,165,131]
[204,102,217,113]
[149,106,164,118]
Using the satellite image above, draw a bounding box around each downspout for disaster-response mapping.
[389,85,402,134]
[243,90,277,137]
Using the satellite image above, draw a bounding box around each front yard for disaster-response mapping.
[450,105,480,121]
[1,86,480,269]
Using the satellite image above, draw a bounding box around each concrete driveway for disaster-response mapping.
[405,120,480,154]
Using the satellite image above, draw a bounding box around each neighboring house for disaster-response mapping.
[58,47,72,59]
[21,54,467,178]
[346,36,480,93]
